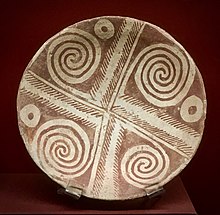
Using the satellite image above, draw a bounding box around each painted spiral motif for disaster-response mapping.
[47,28,101,85]
[121,145,170,188]
[32,119,91,178]
[134,44,195,107]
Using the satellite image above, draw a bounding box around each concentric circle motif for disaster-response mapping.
[134,44,195,107]
[180,95,204,123]
[121,145,170,188]
[94,19,115,40]
[32,119,91,179]
[47,28,101,85]
[17,16,206,201]
[19,104,41,127]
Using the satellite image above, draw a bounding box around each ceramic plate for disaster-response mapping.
[17,16,206,200]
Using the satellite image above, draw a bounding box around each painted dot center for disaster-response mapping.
[101,26,108,32]
[28,112,34,120]
[188,106,197,115]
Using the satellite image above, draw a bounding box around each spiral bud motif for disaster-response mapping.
[47,28,101,85]
[121,145,169,188]
[32,119,91,178]
[134,44,195,107]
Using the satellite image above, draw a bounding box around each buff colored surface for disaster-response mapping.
[17,16,206,201]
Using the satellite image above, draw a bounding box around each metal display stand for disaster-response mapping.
[0,174,197,214]
[57,184,166,210]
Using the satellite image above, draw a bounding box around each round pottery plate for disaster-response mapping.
[17,16,206,201]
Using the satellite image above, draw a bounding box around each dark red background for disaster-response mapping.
[1,0,219,214]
